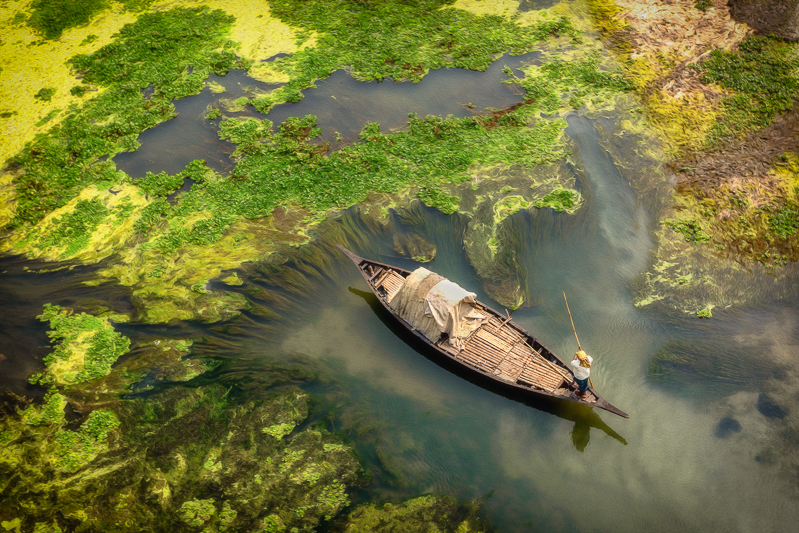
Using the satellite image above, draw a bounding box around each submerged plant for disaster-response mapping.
[53,410,120,472]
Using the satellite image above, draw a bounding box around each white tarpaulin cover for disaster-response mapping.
[389,267,488,350]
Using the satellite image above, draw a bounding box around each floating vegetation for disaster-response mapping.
[131,111,567,259]
[34,198,109,256]
[33,87,55,101]
[534,187,578,211]
[27,0,155,40]
[32,303,130,385]
[252,0,581,112]
[664,219,711,244]
[34,108,60,127]
[5,7,240,229]
[770,203,799,237]
[28,0,108,40]
[518,50,634,113]
[695,36,799,148]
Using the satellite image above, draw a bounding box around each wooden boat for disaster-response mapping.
[337,245,629,418]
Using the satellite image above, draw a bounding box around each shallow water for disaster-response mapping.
[3,54,799,533]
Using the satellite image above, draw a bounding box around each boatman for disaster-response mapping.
[571,350,593,398]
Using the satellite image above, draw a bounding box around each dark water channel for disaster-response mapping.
[4,58,799,532]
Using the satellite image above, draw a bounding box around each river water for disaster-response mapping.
[3,57,799,532]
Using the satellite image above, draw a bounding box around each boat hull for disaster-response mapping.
[337,245,629,418]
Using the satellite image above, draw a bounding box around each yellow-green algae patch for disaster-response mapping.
[0,1,138,165]
[31,304,130,386]
[96,214,308,323]
[0,519,21,533]
[221,272,244,285]
[0,173,15,229]
[2,182,149,262]
[451,0,520,18]
[454,0,596,35]
[458,155,582,308]
[150,0,302,83]
[633,153,799,316]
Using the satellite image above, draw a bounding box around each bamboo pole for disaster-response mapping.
[563,291,595,391]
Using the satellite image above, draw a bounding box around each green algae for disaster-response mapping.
[264,422,296,440]
[517,50,634,114]
[33,87,56,101]
[34,303,130,385]
[34,108,61,127]
[664,219,712,244]
[252,0,581,112]
[534,187,578,211]
[179,498,217,528]
[695,36,799,148]
[19,389,66,427]
[5,7,240,230]
[126,109,566,268]
[33,198,109,257]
